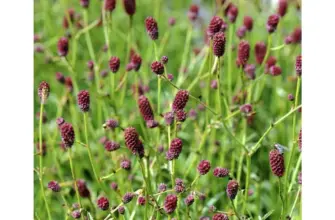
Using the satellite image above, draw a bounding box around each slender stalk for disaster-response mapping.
[242,155,251,214]
[216,57,222,117]
[279,177,285,219]
[288,154,302,193]
[227,23,234,102]
[231,200,242,220]
[249,104,302,156]
[68,148,82,211]
[83,113,106,194]
[290,186,301,216]
[100,168,122,180]
[38,103,52,220]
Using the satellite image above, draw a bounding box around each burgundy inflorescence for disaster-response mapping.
[97,196,109,210]
[169,17,176,26]
[131,54,142,71]
[188,4,199,21]
[158,183,167,192]
[80,0,89,8]
[104,0,116,12]
[105,119,119,129]
[145,16,159,40]
[227,4,238,23]
[213,213,229,220]
[76,179,90,198]
[213,32,226,57]
[122,192,134,204]
[265,56,277,73]
[65,77,73,92]
[104,140,120,151]
[38,81,50,104]
[226,179,239,200]
[269,149,285,177]
[255,41,267,65]
[77,90,90,112]
[56,72,65,84]
[270,65,282,76]
[110,182,118,190]
[120,159,131,170]
[236,25,247,39]
[184,194,194,206]
[138,95,154,121]
[71,210,81,219]
[243,16,253,31]
[166,138,183,160]
[213,167,229,178]
[109,56,120,73]
[123,0,136,16]
[57,37,69,56]
[172,90,189,111]
[175,178,185,193]
[161,55,169,64]
[267,14,280,33]
[176,110,187,122]
[197,160,211,175]
[296,55,302,76]
[164,112,175,125]
[292,27,302,44]
[48,181,61,192]
[138,196,146,206]
[118,206,125,214]
[244,64,256,80]
[124,127,140,154]
[60,122,75,148]
[207,16,224,38]
[164,194,178,214]
[236,40,250,67]
[151,61,164,75]
[278,0,288,17]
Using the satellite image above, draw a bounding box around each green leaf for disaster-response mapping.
[261,209,275,220]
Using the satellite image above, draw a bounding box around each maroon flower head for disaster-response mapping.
[56,117,65,127]
[164,112,175,125]
[227,4,238,23]
[158,183,167,192]
[172,90,189,111]
[60,122,75,147]
[57,37,69,56]
[226,179,239,200]
[63,9,75,29]
[65,77,73,92]
[267,14,280,33]
[109,56,120,73]
[38,81,50,104]
[285,35,293,44]
[236,40,250,67]
[269,149,285,177]
[184,194,194,206]
[145,16,159,40]
[71,210,81,219]
[87,60,94,70]
[80,0,89,8]
[288,94,294,101]
[292,27,302,44]
[77,90,90,112]
[213,213,229,220]
[167,73,174,81]
[169,17,176,26]
[118,206,125,214]
[270,65,282,76]
[176,110,187,122]
[278,0,288,17]
[151,61,164,75]
[104,141,120,152]
[138,196,146,206]
[104,119,119,129]
[243,16,253,31]
[244,64,256,80]
[97,197,109,210]
[122,192,134,204]
[137,140,145,158]
[213,32,226,57]
[164,194,178,214]
[255,42,267,65]
[213,167,229,177]
[296,55,302,76]
[168,138,183,159]
[120,159,132,170]
[265,56,277,73]
[48,181,61,192]
[236,25,247,39]
[76,179,90,198]
[138,95,154,121]
[240,104,253,114]
[207,16,224,38]
[188,4,199,21]
[110,182,118,190]
[175,178,185,193]
[56,72,65,84]
[123,0,136,16]
[188,109,197,120]
[124,127,140,154]
[104,0,116,12]
[197,160,211,175]
[131,54,142,71]
[161,55,169,64]
[146,119,159,128]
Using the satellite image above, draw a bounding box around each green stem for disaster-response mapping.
[279,177,285,219]
[290,186,301,216]
[68,148,82,210]
[227,23,234,103]
[249,104,302,156]
[231,200,242,220]
[288,154,302,193]
[38,103,52,220]
[242,155,251,214]
[100,168,122,180]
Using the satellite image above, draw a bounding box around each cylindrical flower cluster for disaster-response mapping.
[109,56,120,73]
[166,138,183,160]
[226,179,239,200]
[269,149,285,177]
[197,160,211,175]
[213,32,226,57]
[77,90,90,112]
[172,90,189,111]
[164,194,178,214]
[145,16,159,40]
[236,40,250,67]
